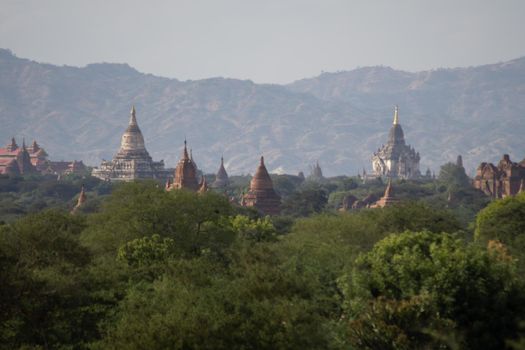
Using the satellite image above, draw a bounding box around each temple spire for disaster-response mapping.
[129,105,137,125]
[71,185,87,214]
[393,105,399,125]
[183,139,189,159]
[260,156,264,165]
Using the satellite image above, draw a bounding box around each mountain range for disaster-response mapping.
[1,48,524,176]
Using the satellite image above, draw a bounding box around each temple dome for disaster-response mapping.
[250,156,274,191]
[119,106,147,154]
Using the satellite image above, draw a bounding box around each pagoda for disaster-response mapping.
[167,140,199,191]
[92,106,167,181]
[242,156,281,215]
[308,161,324,181]
[212,157,229,188]
[71,185,87,214]
[370,180,398,208]
[198,176,209,194]
[371,106,421,179]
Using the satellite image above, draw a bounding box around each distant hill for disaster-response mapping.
[0,48,524,176]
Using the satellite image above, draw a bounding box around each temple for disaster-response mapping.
[308,161,324,181]
[92,106,167,181]
[0,137,87,176]
[198,176,209,194]
[474,154,525,198]
[372,106,421,179]
[242,156,281,215]
[370,180,398,208]
[71,186,87,214]
[212,156,229,188]
[166,140,199,191]
[0,139,38,175]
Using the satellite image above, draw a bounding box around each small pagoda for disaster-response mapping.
[167,140,199,191]
[242,156,281,215]
[212,157,229,188]
[370,180,398,208]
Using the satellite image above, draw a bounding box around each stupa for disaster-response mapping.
[212,157,229,188]
[92,106,167,181]
[242,156,281,215]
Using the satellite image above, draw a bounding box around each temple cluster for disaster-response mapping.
[0,138,85,176]
[5,103,524,215]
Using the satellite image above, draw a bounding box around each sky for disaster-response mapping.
[1,0,524,84]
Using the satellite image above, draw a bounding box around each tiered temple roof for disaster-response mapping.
[242,156,281,215]
[212,157,229,188]
[167,140,199,191]
[370,180,398,208]
[92,106,167,181]
[372,106,421,179]
[0,139,39,175]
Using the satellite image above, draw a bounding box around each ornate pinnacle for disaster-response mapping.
[183,139,189,159]
[393,105,399,125]
[129,105,137,125]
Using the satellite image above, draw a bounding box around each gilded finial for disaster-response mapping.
[129,105,137,125]
[393,105,399,125]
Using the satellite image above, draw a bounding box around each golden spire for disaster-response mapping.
[130,105,137,125]
[393,105,399,125]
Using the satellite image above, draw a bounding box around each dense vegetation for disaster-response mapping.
[1,164,524,349]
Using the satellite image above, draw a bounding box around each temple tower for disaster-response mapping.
[212,156,229,188]
[168,140,199,191]
[71,186,87,214]
[242,156,281,215]
[198,176,209,194]
[371,180,398,208]
[371,106,421,179]
[92,106,167,181]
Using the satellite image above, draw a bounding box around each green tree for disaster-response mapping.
[344,231,525,349]
[81,182,235,258]
[97,244,338,349]
[438,162,471,190]
[0,210,106,349]
[475,192,525,268]
[281,185,328,217]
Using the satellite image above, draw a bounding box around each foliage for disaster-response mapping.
[281,184,328,217]
[344,230,525,349]
[438,162,471,190]
[475,192,525,268]
[230,215,277,242]
[0,210,105,349]
[0,170,522,349]
[81,182,235,258]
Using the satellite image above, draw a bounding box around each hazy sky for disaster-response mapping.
[1,0,524,84]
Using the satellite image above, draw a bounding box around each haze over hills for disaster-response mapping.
[0,48,524,176]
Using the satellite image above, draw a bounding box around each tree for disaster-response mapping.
[81,182,236,258]
[281,185,328,217]
[0,210,106,349]
[343,230,525,349]
[438,162,471,190]
[475,192,525,268]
